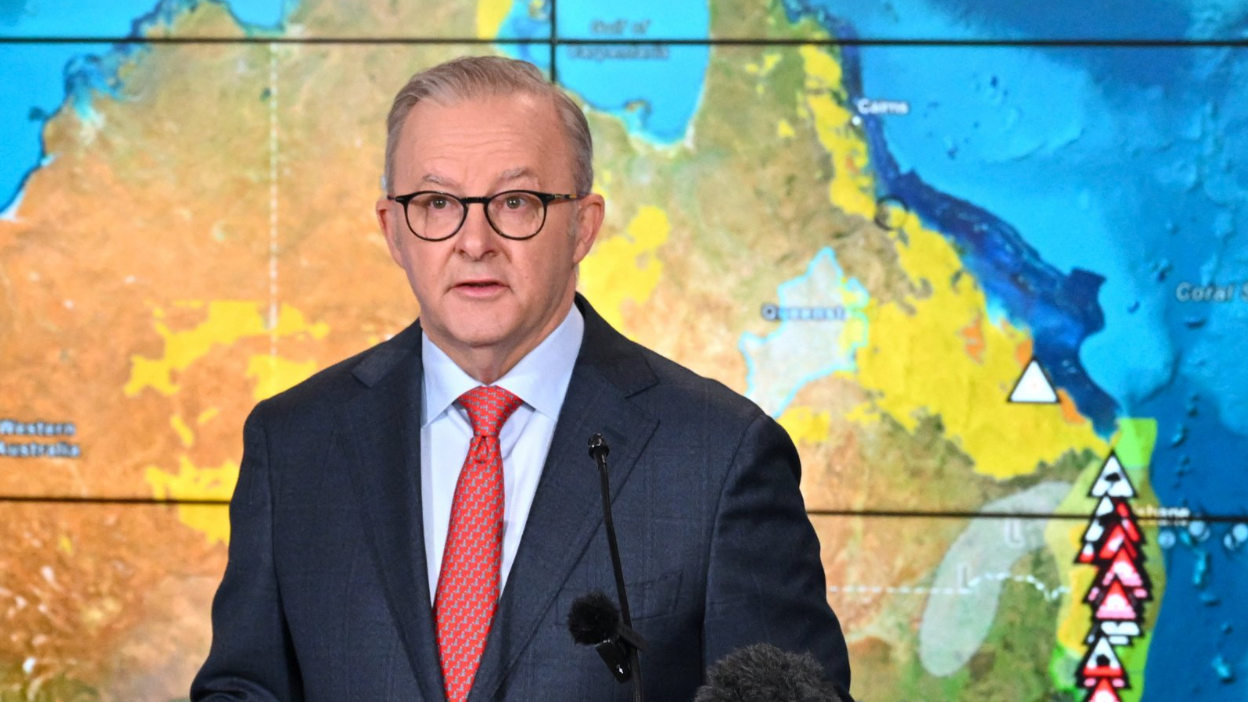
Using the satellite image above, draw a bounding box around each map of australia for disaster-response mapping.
[2,0,1246,700]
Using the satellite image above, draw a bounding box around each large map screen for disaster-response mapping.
[2,1,1246,700]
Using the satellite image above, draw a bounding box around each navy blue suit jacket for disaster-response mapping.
[192,295,851,701]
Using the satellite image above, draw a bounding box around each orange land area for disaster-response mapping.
[0,1,474,696]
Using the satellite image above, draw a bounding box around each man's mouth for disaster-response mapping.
[453,279,506,296]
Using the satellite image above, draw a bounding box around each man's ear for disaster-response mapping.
[571,193,606,265]
[376,196,405,267]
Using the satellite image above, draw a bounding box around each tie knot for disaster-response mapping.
[458,386,523,437]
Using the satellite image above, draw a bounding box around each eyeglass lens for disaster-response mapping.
[406,191,547,240]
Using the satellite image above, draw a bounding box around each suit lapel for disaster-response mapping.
[469,297,659,702]
[340,323,446,702]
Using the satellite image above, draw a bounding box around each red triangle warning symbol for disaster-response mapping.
[1101,550,1152,601]
[1097,524,1141,562]
[1115,502,1144,543]
[1085,678,1124,702]
[1094,580,1141,622]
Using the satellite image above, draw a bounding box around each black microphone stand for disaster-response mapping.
[589,433,645,702]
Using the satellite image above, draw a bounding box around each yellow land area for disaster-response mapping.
[125,300,328,398]
[796,44,1106,477]
[126,300,327,543]
[778,406,833,445]
[745,52,782,76]
[171,415,194,448]
[146,456,239,545]
[1052,519,1099,652]
[799,46,876,221]
[246,355,320,401]
[748,53,784,95]
[579,206,670,330]
[475,0,512,38]
[851,218,1106,477]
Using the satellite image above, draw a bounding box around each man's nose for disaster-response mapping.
[455,202,498,258]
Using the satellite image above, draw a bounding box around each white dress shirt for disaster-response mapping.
[420,305,584,601]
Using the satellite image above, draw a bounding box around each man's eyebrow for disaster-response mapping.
[496,167,538,184]
[415,170,537,190]
[418,173,455,187]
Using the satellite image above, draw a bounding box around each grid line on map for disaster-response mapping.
[268,41,280,357]
[0,495,1243,525]
[3,36,1247,48]
[548,0,558,83]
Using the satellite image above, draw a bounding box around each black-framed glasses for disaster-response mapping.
[386,189,587,241]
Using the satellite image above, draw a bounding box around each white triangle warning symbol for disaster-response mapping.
[1090,453,1136,499]
[1009,359,1059,404]
[1081,497,1116,544]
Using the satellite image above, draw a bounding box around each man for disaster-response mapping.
[192,56,851,702]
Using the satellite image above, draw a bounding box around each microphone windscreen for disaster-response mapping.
[567,590,621,645]
[694,643,842,702]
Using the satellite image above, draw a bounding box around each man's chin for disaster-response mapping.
[458,330,513,351]
[428,317,516,354]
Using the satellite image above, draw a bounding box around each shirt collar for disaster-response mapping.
[421,304,584,426]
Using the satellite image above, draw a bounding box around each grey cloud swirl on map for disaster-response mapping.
[783,0,1120,434]
[917,481,1073,677]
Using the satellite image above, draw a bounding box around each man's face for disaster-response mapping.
[376,93,604,378]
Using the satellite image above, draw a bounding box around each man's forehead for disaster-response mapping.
[417,166,542,189]
[394,94,565,189]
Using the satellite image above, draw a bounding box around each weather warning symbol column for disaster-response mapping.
[1076,453,1152,702]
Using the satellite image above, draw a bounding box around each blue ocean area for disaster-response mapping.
[779,0,1196,41]
[0,0,289,214]
[790,1,1120,435]
[499,0,709,144]
[785,0,1248,698]
[494,0,551,69]
[219,0,287,29]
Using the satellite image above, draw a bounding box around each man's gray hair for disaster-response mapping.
[384,56,594,195]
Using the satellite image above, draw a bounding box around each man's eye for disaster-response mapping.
[504,196,526,209]
[429,197,449,209]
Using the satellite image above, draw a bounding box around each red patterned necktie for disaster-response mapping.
[434,385,523,702]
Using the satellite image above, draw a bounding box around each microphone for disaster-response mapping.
[694,644,845,702]
[567,433,644,702]
[567,590,648,682]
[589,432,609,464]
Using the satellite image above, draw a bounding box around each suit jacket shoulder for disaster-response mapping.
[562,295,847,695]
[251,319,423,423]
[578,298,769,429]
